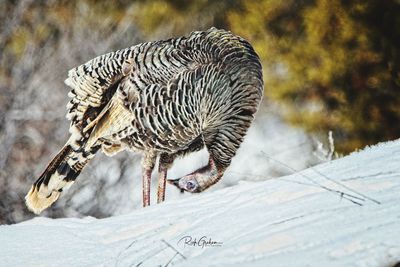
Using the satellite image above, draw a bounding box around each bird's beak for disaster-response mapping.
[167,178,180,187]
[167,178,185,193]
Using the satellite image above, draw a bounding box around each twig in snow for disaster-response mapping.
[309,168,381,204]
[164,252,180,267]
[115,239,137,267]
[161,239,187,260]
[260,151,365,206]
[313,131,338,161]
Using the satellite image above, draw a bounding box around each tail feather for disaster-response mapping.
[25,144,94,214]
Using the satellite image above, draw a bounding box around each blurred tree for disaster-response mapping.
[0,0,142,224]
[228,0,400,152]
[131,0,241,38]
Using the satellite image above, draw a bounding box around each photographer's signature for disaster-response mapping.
[178,235,223,249]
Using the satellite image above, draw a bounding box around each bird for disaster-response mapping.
[25,27,263,215]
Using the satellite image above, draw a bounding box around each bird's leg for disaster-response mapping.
[157,167,167,203]
[168,156,225,193]
[157,153,175,203]
[142,153,156,207]
[142,168,152,207]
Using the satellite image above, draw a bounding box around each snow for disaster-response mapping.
[1,140,400,267]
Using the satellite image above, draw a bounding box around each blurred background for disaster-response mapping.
[0,0,399,224]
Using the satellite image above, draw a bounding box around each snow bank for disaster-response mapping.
[1,140,400,267]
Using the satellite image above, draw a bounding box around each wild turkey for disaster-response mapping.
[25,28,263,214]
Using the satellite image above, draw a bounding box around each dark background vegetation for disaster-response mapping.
[1,0,399,224]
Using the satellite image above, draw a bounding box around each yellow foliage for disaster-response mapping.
[228,0,400,152]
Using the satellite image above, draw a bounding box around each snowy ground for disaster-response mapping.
[1,140,400,267]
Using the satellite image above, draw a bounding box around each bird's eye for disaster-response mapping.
[186,181,196,190]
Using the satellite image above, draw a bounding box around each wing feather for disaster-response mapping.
[64,47,135,135]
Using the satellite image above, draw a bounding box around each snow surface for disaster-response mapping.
[1,140,400,267]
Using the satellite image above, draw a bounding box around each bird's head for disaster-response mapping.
[168,174,201,193]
